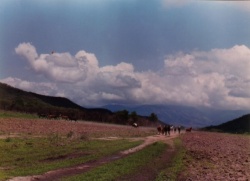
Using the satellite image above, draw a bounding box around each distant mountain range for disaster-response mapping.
[1,82,249,128]
[102,104,250,127]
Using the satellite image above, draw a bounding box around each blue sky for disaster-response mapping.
[0,0,250,109]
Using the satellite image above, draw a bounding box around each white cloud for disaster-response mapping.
[0,77,58,96]
[97,62,140,88]
[2,43,250,109]
[15,43,38,64]
[15,43,88,83]
[160,45,250,109]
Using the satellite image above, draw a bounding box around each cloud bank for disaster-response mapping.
[1,42,250,109]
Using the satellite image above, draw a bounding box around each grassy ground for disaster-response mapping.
[0,135,142,181]
[0,110,37,119]
[63,142,167,181]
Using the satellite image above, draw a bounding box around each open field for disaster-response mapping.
[0,116,249,181]
[0,117,180,181]
[0,117,157,138]
[179,131,250,181]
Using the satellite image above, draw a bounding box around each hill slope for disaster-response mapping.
[202,114,250,134]
[0,83,157,126]
[0,83,81,110]
[0,82,111,116]
[0,83,113,122]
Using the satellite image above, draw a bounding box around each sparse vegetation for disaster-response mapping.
[66,131,74,138]
[4,137,12,143]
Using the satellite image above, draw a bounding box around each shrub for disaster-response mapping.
[5,137,12,142]
[66,131,74,139]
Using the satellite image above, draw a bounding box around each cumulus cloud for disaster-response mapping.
[98,62,140,88]
[0,77,58,96]
[2,43,250,109]
[160,45,250,109]
[15,43,88,83]
[13,42,142,106]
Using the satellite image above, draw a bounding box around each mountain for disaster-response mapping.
[103,104,250,127]
[196,107,250,125]
[202,114,250,134]
[1,82,249,128]
[0,82,81,109]
[0,82,112,117]
[0,83,157,126]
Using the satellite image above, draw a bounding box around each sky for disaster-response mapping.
[0,0,250,110]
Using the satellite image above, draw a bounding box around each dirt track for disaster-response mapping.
[8,134,180,181]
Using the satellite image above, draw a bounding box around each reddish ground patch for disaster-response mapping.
[178,131,250,180]
[0,118,155,138]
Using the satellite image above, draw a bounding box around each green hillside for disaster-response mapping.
[0,83,158,126]
[0,82,112,120]
[0,83,82,111]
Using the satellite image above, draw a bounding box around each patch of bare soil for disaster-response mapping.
[178,131,250,181]
[40,152,90,163]
[8,133,181,181]
[0,133,21,139]
[120,133,179,155]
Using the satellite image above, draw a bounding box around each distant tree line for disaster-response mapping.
[0,97,159,126]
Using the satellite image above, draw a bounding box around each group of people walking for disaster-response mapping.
[157,125,181,136]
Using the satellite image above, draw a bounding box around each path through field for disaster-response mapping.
[8,133,180,181]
